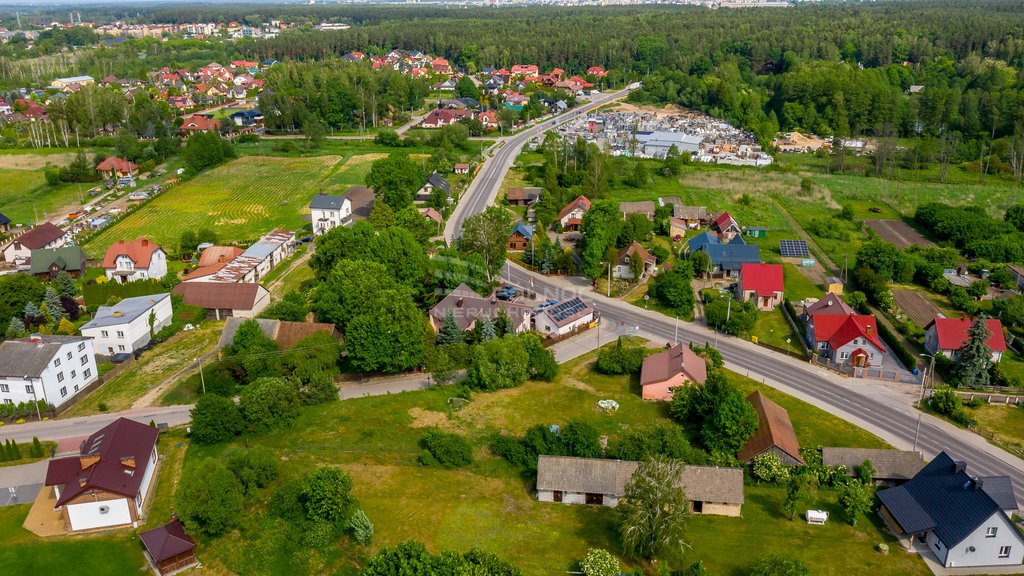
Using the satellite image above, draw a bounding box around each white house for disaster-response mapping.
[80,293,173,356]
[2,223,70,262]
[189,229,295,283]
[879,452,1024,569]
[102,238,167,283]
[613,242,657,280]
[536,297,594,336]
[925,317,1006,363]
[44,418,159,532]
[309,193,351,235]
[0,335,98,410]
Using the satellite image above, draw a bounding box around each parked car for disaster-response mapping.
[495,285,519,301]
[531,300,558,318]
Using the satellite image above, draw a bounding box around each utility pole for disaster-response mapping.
[196,357,206,394]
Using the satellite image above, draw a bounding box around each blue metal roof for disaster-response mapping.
[511,221,534,240]
[687,231,720,253]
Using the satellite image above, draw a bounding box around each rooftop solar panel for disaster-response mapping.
[779,239,810,258]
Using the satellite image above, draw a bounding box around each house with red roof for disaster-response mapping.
[558,195,591,232]
[431,57,451,74]
[478,109,498,130]
[925,317,1006,363]
[2,222,70,262]
[807,313,886,368]
[421,108,473,128]
[715,211,741,242]
[102,238,168,283]
[44,418,159,532]
[800,292,854,323]
[166,95,195,110]
[96,156,138,179]
[738,391,805,466]
[178,114,219,136]
[738,263,784,311]
[14,98,46,120]
[511,64,539,76]
[614,242,657,280]
[587,66,607,77]
[0,97,12,115]
[641,343,707,401]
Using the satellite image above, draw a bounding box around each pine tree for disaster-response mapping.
[44,287,66,321]
[437,310,464,345]
[7,316,25,338]
[32,437,44,458]
[54,271,77,297]
[956,315,993,389]
[0,441,8,462]
[23,301,43,326]
[494,307,513,337]
[9,440,21,460]
[39,303,55,327]
[480,317,497,342]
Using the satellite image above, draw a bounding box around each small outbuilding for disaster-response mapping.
[140,517,198,575]
[738,390,805,466]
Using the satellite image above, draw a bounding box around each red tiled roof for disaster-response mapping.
[102,238,163,269]
[926,317,1006,353]
[180,114,218,132]
[803,293,854,316]
[738,391,805,465]
[811,313,885,351]
[95,156,138,174]
[45,418,158,507]
[617,242,656,266]
[740,263,783,298]
[11,223,65,250]
[558,195,591,221]
[716,211,739,231]
[197,245,244,267]
[172,281,267,310]
[140,519,196,563]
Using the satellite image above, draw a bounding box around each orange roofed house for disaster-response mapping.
[558,195,591,232]
[640,344,707,401]
[95,157,138,179]
[805,313,886,368]
[737,263,784,311]
[178,114,219,136]
[738,390,805,466]
[44,418,159,532]
[102,238,167,283]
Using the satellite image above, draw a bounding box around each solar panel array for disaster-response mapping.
[548,297,589,322]
[779,239,811,258]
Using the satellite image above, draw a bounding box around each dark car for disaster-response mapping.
[495,285,519,300]
[299,235,313,243]
[110,352,133,364]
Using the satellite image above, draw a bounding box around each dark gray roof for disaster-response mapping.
[822,448,925,481]
[309,193,345,210]
[878,452,1013,548]
[705,244,760,270]
[979,476,1018,511]
[427,173,451,194]
[0,212,10,226]
[0,335,91,378]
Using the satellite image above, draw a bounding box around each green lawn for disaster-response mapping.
[0,505,142,575]
[176,340,897,575]
[784,263,825,302]
[83,155,344,258]
[964,403,1024,457]
[0,168,87,227]
[61,321,223,416]
[749,308,805,356]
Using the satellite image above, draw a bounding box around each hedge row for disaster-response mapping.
[874,317,917,370]
[83,278,168,307]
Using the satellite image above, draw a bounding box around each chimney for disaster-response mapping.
[456,298,464,308]
[141,239,148,247]
[28,333,43,344]
[975,477,985,490]
[954,461,967,474]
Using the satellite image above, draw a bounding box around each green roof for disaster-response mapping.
[30,246,86,274]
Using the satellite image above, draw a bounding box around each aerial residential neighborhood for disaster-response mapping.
[1,2,1024,576]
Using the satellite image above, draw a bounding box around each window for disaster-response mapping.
[116,331,124,338]
[118,345,126,352]
[0,384,8,393]
[839,352,848,360]
[53,357,61,367]
[101,330,109,338]
[74,385,79,392]
[80,356,87,366]
[78,342,85,352]
[57,372,64,382]
[83,368,92,379]
[66,351,72,360]
[2,399,11,405]
[59,387,67,397]
[25,385,33,394]
[1000,546,1012,558]
[986,527,998,538]
[70,370,76,379]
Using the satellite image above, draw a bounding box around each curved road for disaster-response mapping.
[444,85,636,242]
[506,263,1024,505]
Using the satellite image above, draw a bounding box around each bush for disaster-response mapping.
[239,377,301,432]
[581,548,620,576]
[420,429,474,468]
[175,458,244,536]
[594,339,650,375]
[189,394,243,445]
[929,387,975,426]
[226,446,279,495]
[751,452,791,483]
[348,507,374,545]
[490,435,532,469]
[302,467,354,527]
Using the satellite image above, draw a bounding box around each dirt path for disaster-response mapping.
[773,198,839,276]
[268,246,314,300]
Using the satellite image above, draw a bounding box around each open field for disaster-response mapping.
[0,168,87,227]
[863,219,934,249]
[783,263,824,302]
[0,151,81,170]
[61,321,223,417]
[966,404,1024,457]
[180,341,898,575]
[84,155,345,257]
[321,153,387,193]
[892,289,943,328]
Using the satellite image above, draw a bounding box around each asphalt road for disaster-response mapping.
[0,405,192,445]
[443,86,636,242]
[505,263,1024,506]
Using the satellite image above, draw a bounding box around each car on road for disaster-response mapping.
[495,285,519,301]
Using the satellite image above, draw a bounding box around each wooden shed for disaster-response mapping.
[140,518,198,575]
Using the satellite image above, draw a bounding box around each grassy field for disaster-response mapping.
[783,263,825,302]
[749,308,805,356]
[964,403,1024,457]
[61,322,222,416]
[0,168,88,227]
[0,505,142,575]
[84,155,347,257]
[177,341,899,575]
